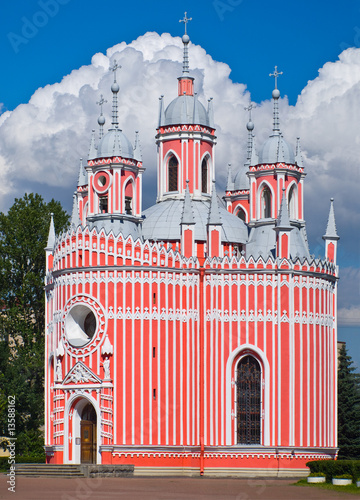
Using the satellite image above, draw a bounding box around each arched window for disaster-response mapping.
[236,207,246,222]
[168,155,178,192]
[261,186,271,218]
[236,355,261,444]
[201,158,208,193]
[288,185,296,220]
[124,179,134,215]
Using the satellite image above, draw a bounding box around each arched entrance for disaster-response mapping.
[236,355,261,444]
[80,403,97,464]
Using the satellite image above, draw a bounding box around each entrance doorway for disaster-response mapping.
[80,403,97,464]
[236,355,261,444]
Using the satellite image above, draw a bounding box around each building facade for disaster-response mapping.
[44,27,339,476]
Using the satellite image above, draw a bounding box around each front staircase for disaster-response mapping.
[14,464,84,477]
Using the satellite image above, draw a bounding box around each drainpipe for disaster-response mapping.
[199,261,205,475]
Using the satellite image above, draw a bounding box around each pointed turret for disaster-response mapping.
[208,181,222,225]
[133,131,142,161]
[295,137,304,168]
[88,130,97,160]
[77,158,87,187]
[244,104,255,166]
[178,12,194,96]
[181,180,195,258]
[181,181,195,224]
[249,135,259,167]
[45,213,55,272]
[158,96,165,128]
[207,181,222,258]
[274,188,293,259]
[323,198,339,264]
[71,193,82,228]
[226,164,234,191]
[46,213,56,250]
[208,98,214,128]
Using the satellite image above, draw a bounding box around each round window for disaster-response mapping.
[65,305,97,347]
[98,175,107,187]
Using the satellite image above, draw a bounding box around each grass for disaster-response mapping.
[296,478,360,496]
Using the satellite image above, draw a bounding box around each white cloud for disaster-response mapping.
[0,32,358,316]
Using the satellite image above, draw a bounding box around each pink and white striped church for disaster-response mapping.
[44,16,339,476]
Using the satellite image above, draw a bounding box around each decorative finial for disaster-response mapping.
[179,12,192,75]
[97,94,107,139]
[244,103,256,162]
[269,66,283,133]
[110,59,122,128]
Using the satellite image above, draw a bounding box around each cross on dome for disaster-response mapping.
[110,59,121,84]
[97,94,107,139]
[179,12,192,75]
[269,66,283,133]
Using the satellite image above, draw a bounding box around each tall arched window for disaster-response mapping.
[201,158,208,193]
[261,186,272,218]
[288,185,296,220]
[168,155,178,192]
[236,207,246,222]
[236,355,261,444]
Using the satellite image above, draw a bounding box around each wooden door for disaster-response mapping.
[81,421,95,463]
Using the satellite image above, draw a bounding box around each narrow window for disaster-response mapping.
[153,347,156,358]
[201,158,208,193]
[153,293,156,305]
[236,356,261,444]
[153,389,156,400]
[99,196,108,214]
[168,156,178,192]
[125,196,132,215]
[261,186,271,218]
[288,185,296,220]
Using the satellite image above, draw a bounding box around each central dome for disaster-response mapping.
[162,95,210,127]
[258,134,295,164]
[97,128,134,159]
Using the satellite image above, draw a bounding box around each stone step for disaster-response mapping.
[14,464,84,477]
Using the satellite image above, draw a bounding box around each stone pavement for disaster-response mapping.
[0,476,355,500]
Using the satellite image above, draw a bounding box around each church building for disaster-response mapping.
[44,17,339,476]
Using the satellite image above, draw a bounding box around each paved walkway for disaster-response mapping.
[0,476,355,500]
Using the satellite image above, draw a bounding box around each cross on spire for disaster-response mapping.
[110,60,121,83]
[244,103,256,121]
[179,12,192,35]
[96,94,107,115]
[269,65,283,89]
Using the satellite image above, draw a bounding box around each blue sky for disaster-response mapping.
[0,0,359,366]
[1,0,359,111]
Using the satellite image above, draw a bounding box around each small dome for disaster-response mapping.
[233,166,250,190]
[258,134,295,164]
[162,95,210,127]
[97,128,134,159]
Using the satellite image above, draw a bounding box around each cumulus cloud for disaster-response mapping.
[0,32,358,321]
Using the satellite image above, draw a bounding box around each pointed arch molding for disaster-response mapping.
[257,181,275,220]
[64,393,101,464]
[61,295,106,356]
[225,344,270,446]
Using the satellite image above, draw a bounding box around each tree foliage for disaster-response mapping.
[338,344,360,460]
[0,193,68,455]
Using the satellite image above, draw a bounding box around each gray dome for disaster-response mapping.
[97,128,134,159]
[142,199,248,244]
[233,166,250,190]
[162,95,210,127]
[258,134,295,164]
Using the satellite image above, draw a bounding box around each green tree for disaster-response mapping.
[0,193,68,455]
[338,343,360,459]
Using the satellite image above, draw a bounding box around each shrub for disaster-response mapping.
[307,460,360,483]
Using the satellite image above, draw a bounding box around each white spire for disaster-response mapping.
[179,12,192,75]
[97,94,107,140]
[244,104,255,163]
[88,130,97,160]
[110,60,121,128]
[133,131,142,161]
[323,198,339,240]
[269,66,283,134]
[46,213,56,250]
[71,193,82,228]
